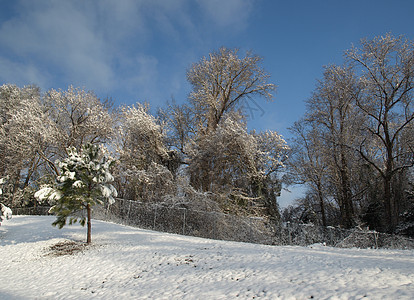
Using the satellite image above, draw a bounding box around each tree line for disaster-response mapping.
[1,34,414,236]
[285,34,414,235]
[0,47,288,227]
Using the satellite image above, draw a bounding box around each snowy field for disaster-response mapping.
[1,216,414,299]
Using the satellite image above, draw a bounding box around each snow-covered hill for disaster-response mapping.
[1,216,413,299]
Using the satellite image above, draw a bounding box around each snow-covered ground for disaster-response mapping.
[1,216,413,299]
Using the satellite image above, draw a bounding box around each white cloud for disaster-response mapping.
[196,0,255,30]
[0,0,256,103]
[116,53,160,102]
[0,0,167,91]
[0,57,50,88]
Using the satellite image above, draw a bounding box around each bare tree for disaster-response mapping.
[306,65,362,228]
[185,47,284,218]
[158,101,193,156]
[346,34,414,231]
[287,120,330,226]
[187,47,275,134]
[44,86,115,161]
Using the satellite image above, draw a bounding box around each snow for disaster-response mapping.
[72,180,84,188]
[34,187,62,203]
[100,185,112,198]
[1,216,414,299]
[0,204,12,221]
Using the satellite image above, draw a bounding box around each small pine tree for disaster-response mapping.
[35,143,117,243]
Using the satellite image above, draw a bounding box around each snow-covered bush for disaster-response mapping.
[0,202,12,222]
[130,162,175,202]
[1,177,12,222]
[0,177,7,200]
[35,143,117,243]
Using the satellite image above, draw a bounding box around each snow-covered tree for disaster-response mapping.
[290,34,414,232]
[118,103,169,169]
[35,143,117,243]
[300,65,362,228]
[0,84,54,205]
[0,84,21,126]
[252,129,289,221]
[43,85,115,163]
[182,47,284,218]
[187,114,257,194]
[187,47,275,134]
[113,103,178,201]
[0,85,115,206]
[187,114,287,218]
[254,130,289,177]
[287,119,333,227]
[158,101,193,155]
[346,34,414,231]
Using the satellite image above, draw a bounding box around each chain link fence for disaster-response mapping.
[92,198,414,249]
[10,198,414,249]
[9,206,51,216]
[92,199,276,245]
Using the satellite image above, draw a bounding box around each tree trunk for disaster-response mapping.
[11,169,21,205]
[340,165,354,228]
[383,175,395,232]
[384,130,396,232]
[316,183,327,227]
[86,203,92,244]
[23,155,40,190]
[338,120,354,228]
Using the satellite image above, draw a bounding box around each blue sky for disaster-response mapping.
[1,0,414,207]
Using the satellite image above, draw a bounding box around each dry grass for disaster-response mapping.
[47,240,89,256]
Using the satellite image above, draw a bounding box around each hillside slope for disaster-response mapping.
[1,216,413,299]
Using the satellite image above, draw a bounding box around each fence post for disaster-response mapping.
[182,208,186,235]
[373,231,379,249]
[287,222,292,245]
[153,205,157,230]
[106,201,110,220]
[126,200,132,225]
